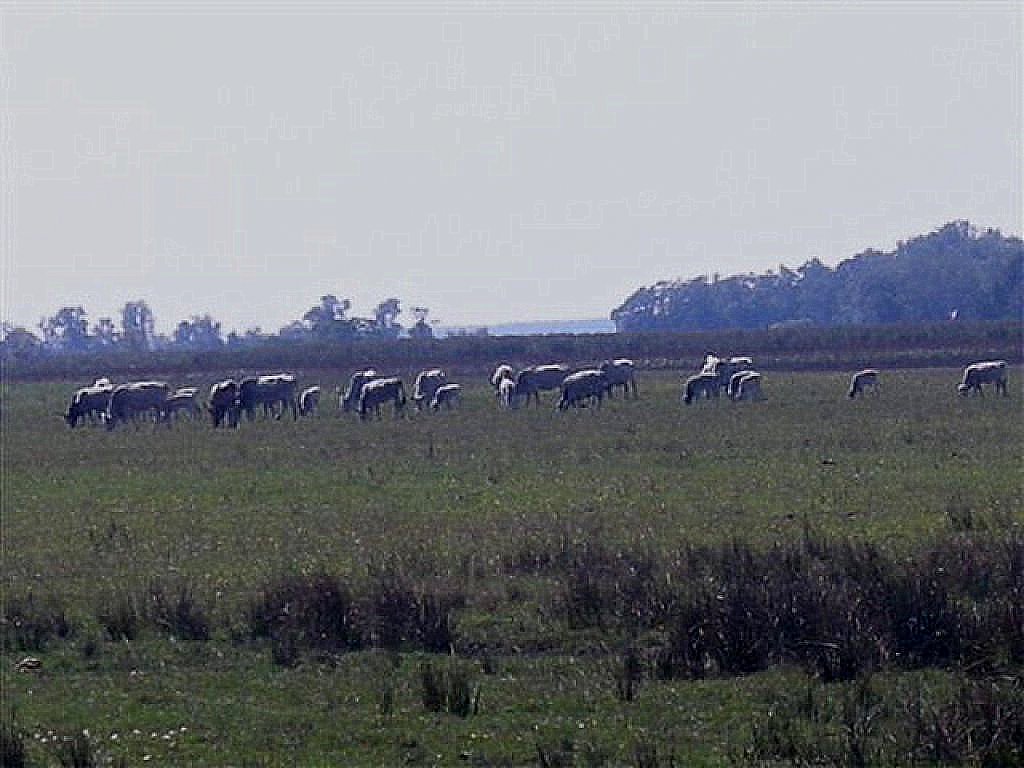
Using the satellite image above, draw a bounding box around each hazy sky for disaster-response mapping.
[2,1,1021,334]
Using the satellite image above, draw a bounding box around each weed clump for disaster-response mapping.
[1,711,28,768]
[1,593,73,652]
[246,570,465,664]
[247,572,362,657]
[418,660,479,717]
[559,532,1023,681]
[145,580,210,642]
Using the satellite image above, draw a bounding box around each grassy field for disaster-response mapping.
[2,367,1022,766]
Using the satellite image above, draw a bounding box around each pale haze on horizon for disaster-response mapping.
[2,1,1021,335]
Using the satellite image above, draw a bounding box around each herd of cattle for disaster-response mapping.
[61,358,1010,430]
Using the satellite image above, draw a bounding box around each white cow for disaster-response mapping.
[490,364,515,388]
[340,369,379,413]
[682,372,720,404]
[958,361,1008,397]
[515,364,570,407]
[600,359,638,399]
[430,383,462,411]
[730,371,764,401]
[64,382,114,427]
[299,385,321,417]
[413,369,447,411]
[848,369,880,399]
[105,381,171,430]
[497,377,518,410]
[208,379,240,428]
[359,377,407,420]
[557,369,609,411]
[165,387,202,420]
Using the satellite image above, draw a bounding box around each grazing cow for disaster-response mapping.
[958,360,1008,397]
[491,364,515,389]
[105,381,171,430]
[497,376,518,409]
[600,359,638,399]
[339,369,379,413]
[299,385,321,417]
[165,387,202,420]
[208,379,240,428]
[239,374,298,421]
[430,383,462,411]
[64,382,114,428]
[730,371,764,401]
[848,369,880,399]
[557,369,609,411]
[412,369,447,411]
[703,354,753,389]
[682,372,721,404]
[359,377,407,420]
[515,364,570,407]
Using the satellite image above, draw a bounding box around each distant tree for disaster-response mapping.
[92,316,119,347]
[121,300,155,350]
[372,297,402,339]
[1,323,42,360]
[612,221,1024,332]
[408,306,434,340]
[38,306,90,352]
[172,314,224,349]
[302,294,354,339]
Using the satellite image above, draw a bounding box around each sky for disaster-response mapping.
[1,1,1021,335]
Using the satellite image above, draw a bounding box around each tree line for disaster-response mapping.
[611,221,1023,332]
[1,296,436,362]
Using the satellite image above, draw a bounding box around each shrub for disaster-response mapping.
[145,581,210,642]
[248,572,362,660]
[96,591,139,642]
[418,660,479,717]
[1,711,27,768]
[1,593,73,652]
[366,572,461,653]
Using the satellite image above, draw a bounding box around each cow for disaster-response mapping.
[239,374,298,421]
[497,377,518,409]
[515,364,570,407]
[557,369,609,411]
[299,385,321,417]
[165,387,202,420]
[848,369,880,399]
[703,354,753,389]
[958,360,1008,397]
[412,369,447,411]
[491,364,515,389]
[430,383,462,411]
[64,382,114,428]
[105,381,171,430]
[208,379,240,428]
[730,371,764,401]
[339,369,379,413]
[600,359,638,399]
[682,372,721,404]
[359,377,407,420]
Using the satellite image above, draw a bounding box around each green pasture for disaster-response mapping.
[1,368,1021,766]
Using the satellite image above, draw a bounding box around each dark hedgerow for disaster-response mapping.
[96,591,140,643]
[247,572,363,656]
[144,580,211,642]
[1,711,28,768]
[739,675,1024,767]
[246,570,464,662]
[1,593,74,652]
[366,571,462,653]
[561,532,1023,682]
